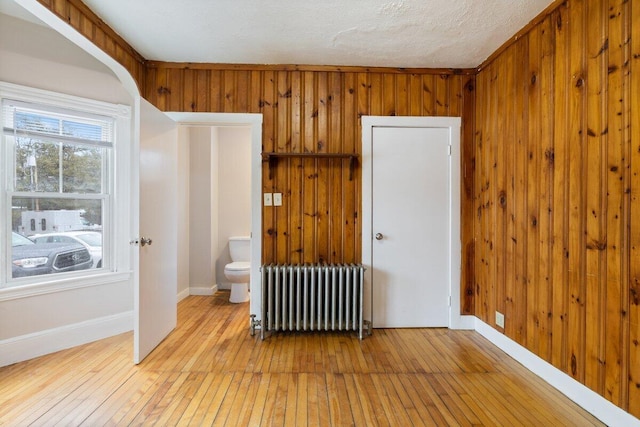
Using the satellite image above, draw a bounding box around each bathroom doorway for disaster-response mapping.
[167,113,263,317]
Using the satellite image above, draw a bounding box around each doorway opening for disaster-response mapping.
[166,113,263,318]
[183,126,251,298]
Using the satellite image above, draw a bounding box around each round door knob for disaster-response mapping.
[375,233,383,240]
[140,237,153,247]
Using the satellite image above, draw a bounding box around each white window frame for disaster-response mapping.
[0,82,131,299]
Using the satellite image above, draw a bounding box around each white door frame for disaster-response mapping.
[361,115,471,329]
[166,112,263,318]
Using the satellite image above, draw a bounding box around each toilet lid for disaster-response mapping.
[225,261,250,271]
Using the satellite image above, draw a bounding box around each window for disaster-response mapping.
[1,83,122,287]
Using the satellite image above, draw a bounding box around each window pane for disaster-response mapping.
[14,138,60,192]
[11,197,103,277]
[14,111,59,134]
[62,144,104,193]
[13,138,105,194]
[62,119,107,142]
[12,197,103,234]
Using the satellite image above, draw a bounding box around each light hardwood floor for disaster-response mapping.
[0,293,604,426]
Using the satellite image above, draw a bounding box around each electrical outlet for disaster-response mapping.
[263,193,273,206]
[273,193,282,206]
[495,311,505,329]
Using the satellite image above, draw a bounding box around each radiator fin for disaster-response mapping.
[261,264,366,339]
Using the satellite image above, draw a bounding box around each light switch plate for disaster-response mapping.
[274,193,282,206]
[264,193,273,206]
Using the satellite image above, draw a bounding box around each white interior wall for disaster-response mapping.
[0,13,133,363]
[188,127,216,294]
[210,128,219,292]
[0,14,129,104]
[215,127,252,288]
[186,126,251,293]
[176,126,190,300]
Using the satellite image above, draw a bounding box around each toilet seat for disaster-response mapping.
[225,261,250,271]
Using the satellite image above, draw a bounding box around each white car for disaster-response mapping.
[31,231,102,268]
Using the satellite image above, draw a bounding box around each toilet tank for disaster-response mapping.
[229,236,250,262]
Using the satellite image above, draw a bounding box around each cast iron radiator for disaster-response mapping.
[258,264,369,339]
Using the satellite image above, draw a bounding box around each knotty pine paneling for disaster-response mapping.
[629,0,640,416]
[32,0,479,310]
[144,64,475,312]
[21,0,640,419]
[475,0,639,416]
[36,0,146,91]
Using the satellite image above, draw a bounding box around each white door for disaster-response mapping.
[371,126,451,327]
[133,99,178,363]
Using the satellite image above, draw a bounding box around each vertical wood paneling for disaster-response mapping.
[289,72,303,264]
[262,71,276,263]
[396,74,409,116]
[168,69,183,112]
[196,70,210,112]
[435,75,449,116]
[476,66,489,323]
[629,0,640,418]
[328,72,342,263]
[36,0,639,417]
[369,74,383,116]
[604,0,625,407]
[461,75,476,315]
[566,0,586,384]
[495,53,507,330]
[275,71,290,261]
[551,3,569,371]
[209,71,223,113]
[584,0,606,394]
[422,75,435,116]
[526,25,541,354]
[538,16,554,363]
[236,71,250,113]
[316,72,330,263]
[303,72,317,264]
[502,46,515,339]
[342,73,357,264]
[155,68,168,112]
[182,69,195,112]
[475,0,638,417]
[409,74,422,116]
[140,65,474,269]
[382,74,396,116]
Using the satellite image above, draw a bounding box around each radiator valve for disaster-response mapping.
[249,314,261,336]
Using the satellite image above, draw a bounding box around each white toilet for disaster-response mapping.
[224,236,251,303]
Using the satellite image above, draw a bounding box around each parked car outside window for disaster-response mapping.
[11,232,93,278]
[31,232,103,268]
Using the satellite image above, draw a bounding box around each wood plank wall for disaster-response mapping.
[35,1,476,313]
[32,0,640,418]
[143,64,475,302]
[474,0,639,416]
[35,0,146,91]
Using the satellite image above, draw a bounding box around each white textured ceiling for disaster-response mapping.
[18,0,554,69]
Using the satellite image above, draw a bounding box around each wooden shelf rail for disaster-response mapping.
[262,152,360,180]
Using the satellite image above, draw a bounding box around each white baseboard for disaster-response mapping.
[177,287,190,302]
[0,311,133,368]
[474,319,640,427]
[450,314,475,330]
[189,284,218,296]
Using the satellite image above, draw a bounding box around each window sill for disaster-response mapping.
[0,271,132,302]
